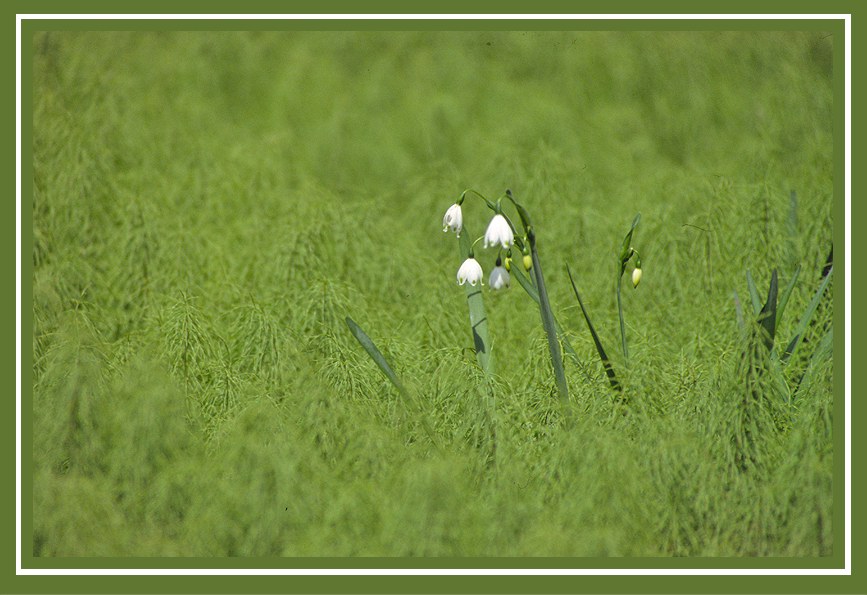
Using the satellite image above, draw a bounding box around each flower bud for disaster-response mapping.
[632,267,643,288]
[523,254,532,271]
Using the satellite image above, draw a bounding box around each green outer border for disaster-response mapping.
[7,2,860,593]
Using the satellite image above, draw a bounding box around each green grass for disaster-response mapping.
[31,30,833,557]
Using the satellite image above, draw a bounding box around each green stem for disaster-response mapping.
[617,272,628,361]
[529,229,569,404]
[459,225,494,376]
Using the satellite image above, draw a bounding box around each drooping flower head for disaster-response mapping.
[484,214,514,250]
[457,257,484,286]
[489,257,510,290]
[632,267,643,288]
[442,203,463,237]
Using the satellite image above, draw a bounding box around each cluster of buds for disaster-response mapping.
[442,191,533,290]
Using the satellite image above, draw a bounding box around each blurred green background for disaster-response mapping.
[31,30,833,557]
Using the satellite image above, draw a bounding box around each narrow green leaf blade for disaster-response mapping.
[776,265,801,329]
[514,265,592,382]
[345,316,408,397]
[345,316,441,449]
[529,231,569,403]
[746,270,762,316]
[782,266,833,364]
[511,266,539,302]
[758,269,778,352]
[567,264,621,392]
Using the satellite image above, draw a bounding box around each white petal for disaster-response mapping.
[443,204,463,235]
[484,214,513,249]
[489,266,511,290]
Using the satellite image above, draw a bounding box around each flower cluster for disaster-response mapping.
[442,193,528,290]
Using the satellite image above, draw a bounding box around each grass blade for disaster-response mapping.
[567,264,622,392]
[776,265,801,329]
[458,226,493,376]
[345,317,407,395]
[746,270,762,316]
[782,266,833,364]
[345,316,440,449]
[528,230,569,403]
[511,265,539,302]
[512,266,593,382]
[757,269,778,352]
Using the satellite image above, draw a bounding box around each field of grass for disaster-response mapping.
[30,29,834,557]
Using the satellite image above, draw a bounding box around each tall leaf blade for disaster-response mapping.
[567,264,622,392]
[746,270,762,316]
[345,316,408,396]
[782,266,833,364]
[345,316,440,448]
[529,230,569,403]
[776,265,801,329]
[758,269,778,352]
[513,266,592,382]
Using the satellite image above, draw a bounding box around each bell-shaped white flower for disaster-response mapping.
[489,264,510,290]
[632,267,643,288]
[484,214,514,249]
[442,203,463,237]
[457,257,484,286]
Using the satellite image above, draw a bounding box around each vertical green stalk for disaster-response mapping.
[616,272,628,361]
[459,226,493,376]
[528,229,569,404]
[617,213,641,362]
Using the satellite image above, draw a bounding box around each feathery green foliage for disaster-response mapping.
[31,30,833,557]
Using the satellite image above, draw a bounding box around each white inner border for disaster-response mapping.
[16,13,852,577]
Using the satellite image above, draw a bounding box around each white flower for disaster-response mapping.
[442,203,463,237]
[489,265,510,290]
[457,257,484,286]
[484,214,514,249]
[632,267,643,288]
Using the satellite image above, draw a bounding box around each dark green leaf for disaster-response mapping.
[529,233,569,403]
[776,265,801,329]
[345,316,440,449]
[567,264,622,392]
[782,266,833,364]
[757,269,778,352]
[746,270,762,316]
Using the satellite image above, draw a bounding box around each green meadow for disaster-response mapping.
[31,30,834,557]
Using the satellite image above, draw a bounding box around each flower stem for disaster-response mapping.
[528,229,569,404]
